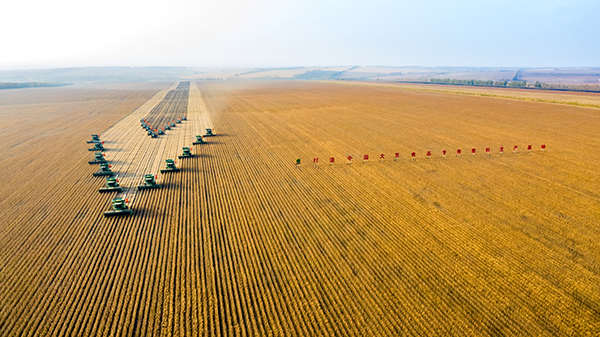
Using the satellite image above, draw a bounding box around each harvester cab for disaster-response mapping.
[193,135,206,145]
[99,177,123,193]
[103,197,133,217]
[178,147,194,159]
[89,142,105,151]
[138,174,160,190]
[88,152,107,164]
[87,134,101,143]
[160,159,180,173]
[93,162,115,177]
[204,128,214,137]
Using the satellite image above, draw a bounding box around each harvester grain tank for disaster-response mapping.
[160,159,180,173]
[103,197,133,217]
[193,135,206,145]
[88,142,105,151]
[178,147,194,159]
[99,177,123,193]
[93,162,115,177]
[204,128,214,137]
[87,134,101,143]
[138,174,160,190]
[88,152,107,164]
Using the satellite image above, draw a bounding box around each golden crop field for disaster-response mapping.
[0,81,599,336]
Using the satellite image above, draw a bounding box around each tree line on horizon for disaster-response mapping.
[0,82,69,90]
[429,78,527,87]
[428,78,600,92]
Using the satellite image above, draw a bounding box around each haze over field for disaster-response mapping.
[1,0,599,69]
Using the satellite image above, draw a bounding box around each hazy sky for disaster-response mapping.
[2,0,598,69]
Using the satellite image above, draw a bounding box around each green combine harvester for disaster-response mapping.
[93,162,114,177]
[193,135,206,145]
[87,134,101,144]
[178,147,194,159]
[137,174,160,190]
[103,197,133,217]
[88,152,107,164]
[204,128,214,137]
[88,142,105,151]
[160,159,180,173]
[99,177,123,193]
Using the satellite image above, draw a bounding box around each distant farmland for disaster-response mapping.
[0,81,599,336]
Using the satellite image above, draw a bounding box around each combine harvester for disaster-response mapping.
[103,197,132,217]
[138,174,160,190]
[178,147,194,159]
[93,162,114,177]
[87,134,101,143]
[204,128,215,137]
[88,142,105,152]
[160,159,180,173]
[88,152,107,164]
[193,135,207,145]
[99,177,123,193]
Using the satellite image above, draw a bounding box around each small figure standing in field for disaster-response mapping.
[527,145,532,153]
[456,149,461,157]
[296,158,301,166]
[395,152,400,161]
[471,148,476,156]
[426,151,431,159]
[363,154,369,163]
[380,153,385,162]
[513,145,518,154]
[499,146,504,154]
[541,144,546,152]
[411,152,416,160]
[485,148,490,156]
[442,150,447,158]
[329,157,335,165]
[313,157,318,167]
[347,155,353,165]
